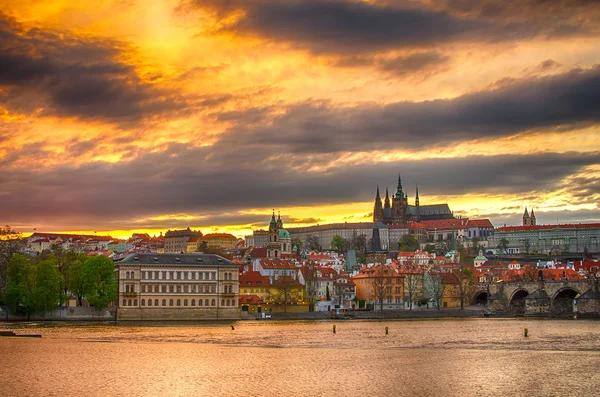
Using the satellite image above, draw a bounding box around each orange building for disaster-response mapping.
[353,264,404,310]
[201,233,239,249]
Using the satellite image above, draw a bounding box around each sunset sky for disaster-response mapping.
[1,0,600,239]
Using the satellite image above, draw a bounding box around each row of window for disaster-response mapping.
[138,284,236,293]
[121,298,238,307]
[125,271,236,281]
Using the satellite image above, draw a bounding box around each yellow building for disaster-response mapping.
[201,233,238,249]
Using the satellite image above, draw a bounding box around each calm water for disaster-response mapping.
[1,319,598,397]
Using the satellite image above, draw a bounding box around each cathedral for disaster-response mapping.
[373,175,454,224]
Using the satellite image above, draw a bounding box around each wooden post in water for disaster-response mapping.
[333,324,336,334]
[385,327,389,335]
[524,328,528,337]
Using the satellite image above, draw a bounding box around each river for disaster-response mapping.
[1,319,598,396]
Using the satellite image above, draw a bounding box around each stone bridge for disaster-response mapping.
[471,279,599,317]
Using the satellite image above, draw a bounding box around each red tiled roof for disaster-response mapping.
[466,219,494,228]
[258,259,298,269]
[240,271,271,286]
[421,219,469,231]
[497,223,600,232]
[248,247,268,259]
[240,294,264,305]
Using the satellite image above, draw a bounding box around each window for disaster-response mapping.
[191,299,195,306]
[147,299,151,306]
[162,299,166,306]
[226,299,230,306]
[211,299,216,306]
[169,299,174,306]
[128,299,132,306]
[221,299,225,306]
[154,299,158,306]
[133,299,137,306]
[177,285,181,293]
[126,285,130,293]
[184,299,188,306]
[122,299,126,306]
[205,299,210,306]
[170,285,174,293]
[199,299,203,306]
[130,285,135,292]
[126,271,130,279]
[177,299,181,306]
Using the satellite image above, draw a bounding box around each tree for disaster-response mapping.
[306,235,321,252]
[523,239,531,255]
[331,235,347,253]
[4,254,35,316]
[424,270,444,310]
[452,264,473,310]
[370,264,390,316]
[470,237,481,256]
[49,245,78,306]
[497,238,509,254]
[302,262,319,311]
[293,238,303,252]
[398,235,419,252]
[404,269,423,311]
[522,264,537,281]
[272,275,301,312]
[423,244,436,254]
[82,256,117,310]
[68,259,87,306]
[0,226,25,300]
[33,260,64,312]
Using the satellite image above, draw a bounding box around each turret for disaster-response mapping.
[530,208,536,226]
[395,174,404,198]
[523,207,530,226]
[373,185,383,223]
[415,184,420,208]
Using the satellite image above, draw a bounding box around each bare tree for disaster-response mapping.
[272,275,301,313]
[452,263,474,310]
[306,235,321,252]
[369,264,390,316]
[404,267,423,311]
[424,270,444,310]
[302,262,319,312]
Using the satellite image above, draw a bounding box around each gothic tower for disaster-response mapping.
[530,208,536,226]
[391,174,408,224]
[373,185,383,223]
[523,207,530,226]
[384,187,391,209]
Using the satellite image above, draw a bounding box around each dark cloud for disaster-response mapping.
[0,13,185,125]
[1,147,598,230]
[216,66,600,153]
[335,51,450,78]
[189,0,595,55]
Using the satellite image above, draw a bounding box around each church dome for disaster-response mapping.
[278,229,290,238]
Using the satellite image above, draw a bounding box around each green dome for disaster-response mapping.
[278,229,290,238]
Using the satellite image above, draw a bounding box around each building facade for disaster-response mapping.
[164,228,202,253]
[288,222,390,251]
[116,253,240,320]
[489,223,600,254]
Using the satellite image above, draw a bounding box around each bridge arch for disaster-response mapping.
[473,291,489,305]
[551,287,580,317]
[509,289,529,314]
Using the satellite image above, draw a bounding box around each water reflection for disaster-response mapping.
[1,319,598,396]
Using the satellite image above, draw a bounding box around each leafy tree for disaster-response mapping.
[497,238,509,254]
[423,244,436,254]
[0,226,25,300]
[33,260,64,312]
[306,235,321,252]
[470,237,481,256]
[68,259,87,306]
[82,256,117,310]
[331,235,347,253]
[4,255,35,316]
[369,264,390,316]
[523,239,531,254]
[293,238,303,251]
[326,285,330,301]
[398,235,419,252]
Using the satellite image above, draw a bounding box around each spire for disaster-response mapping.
[376,185,381,200]
[415,184,420,208]
[395,173,404,198]
[523,207,529,217]
[384,187,391,209]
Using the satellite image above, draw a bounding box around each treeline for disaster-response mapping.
[3,251,117,316]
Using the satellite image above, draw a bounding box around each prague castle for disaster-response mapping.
[373,174,454,224]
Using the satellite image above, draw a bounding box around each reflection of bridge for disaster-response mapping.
[472,280,599,317]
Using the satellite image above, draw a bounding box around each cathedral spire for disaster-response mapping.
[376,185,381,200]
[415,184,420,207]
[395,174,404,198]
[384,187,391,209]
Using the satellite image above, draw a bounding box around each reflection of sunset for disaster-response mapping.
[2,0,600,236]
